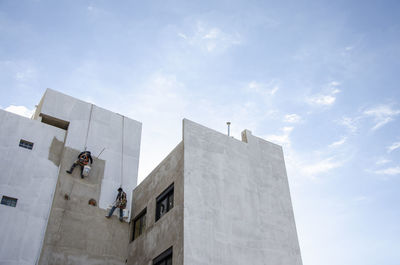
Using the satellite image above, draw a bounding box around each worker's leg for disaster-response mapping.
[119,208,123,222]
[66,162,78,174]
[106,206,116,218]
[80,165,84,178]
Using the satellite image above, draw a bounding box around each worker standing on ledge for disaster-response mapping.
[66,150,93,178]
[106,187,127,222]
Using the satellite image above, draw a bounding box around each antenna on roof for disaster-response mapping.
[226,122,231,136]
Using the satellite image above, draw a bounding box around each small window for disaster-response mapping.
[19,139,34,150]
[132,208,146,241]
[153,247,172,265]
[156,183,174,222]
[1,196,18,207]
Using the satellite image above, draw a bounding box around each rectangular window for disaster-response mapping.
[153,247,172,265]
[156,183,174,222]
[19,139,34,150]
[1,196,18,207]
[132,208,146,241]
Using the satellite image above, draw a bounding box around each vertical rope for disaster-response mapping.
[121,116,124,187]
[84,104,94,150]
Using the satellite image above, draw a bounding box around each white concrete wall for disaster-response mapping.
[183,119,302,265]
[36,89,141,215]
[0,109,66,265]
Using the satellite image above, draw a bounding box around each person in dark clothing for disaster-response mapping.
[106,187,127,222]
[66,151,93,178]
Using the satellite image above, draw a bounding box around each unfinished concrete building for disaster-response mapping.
[0,89,141,265]
[127,119,302,265]
[0,89,302,265]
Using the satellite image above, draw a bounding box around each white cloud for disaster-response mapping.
[309,95,336,105]
[285,148,346,180]
[307,82,341,106]
[246,80,280,97]
[270,86,279,95]
[308,90,339,106]
[202,28,220,40]
[363,105,400,131]
[178,21,241,53]
[373,166,400,176]
[376,158,391,165]
[178,33,188,40]
[265,126,293,147]
[329,136,347,148]
[302,157,344,176]
[372,117,392,130]
[4,105,34,118]
[387,142,400,153]
[284,114,302,123]
[338,104,399,134]
[338,116,358,133]
[264,123,348,180]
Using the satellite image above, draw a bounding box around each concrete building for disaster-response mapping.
[0,89,141,265]
[127,119,302,265]
[0,89,302,265]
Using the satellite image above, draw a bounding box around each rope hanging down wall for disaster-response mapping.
[83,104,125,187]
[121,116,125,187]
[84,104,94,151]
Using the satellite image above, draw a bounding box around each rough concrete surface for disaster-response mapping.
[183,119,302,265]
[39,147,130,265]
[127,142,184,265]
[35,88,142,216]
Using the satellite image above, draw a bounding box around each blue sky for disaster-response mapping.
[1,0,400,264]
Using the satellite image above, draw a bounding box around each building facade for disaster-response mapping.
[127,119,302,265]
[0,89,142,265]
[0,89,302,265]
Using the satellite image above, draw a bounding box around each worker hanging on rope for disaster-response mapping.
[105,187,127,222]
[66,150,93,179]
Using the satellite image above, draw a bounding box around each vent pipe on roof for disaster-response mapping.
[226,122,231,136]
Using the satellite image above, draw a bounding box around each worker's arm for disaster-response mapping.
[89,155,93,164]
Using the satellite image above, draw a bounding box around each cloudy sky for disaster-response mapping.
[1,0,399,264]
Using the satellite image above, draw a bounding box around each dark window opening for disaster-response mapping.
[153,247,172,265]
[19,139,34,150]
[1,196,18,207]
[156,183,174,222]
[40,113,69,130]
[132,208,146,241]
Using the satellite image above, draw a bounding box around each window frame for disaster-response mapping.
[155,183,174,222]
[1,195,18,207]
[19,139,34,150]
[153,246,172,265]
[132,208,147,241]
